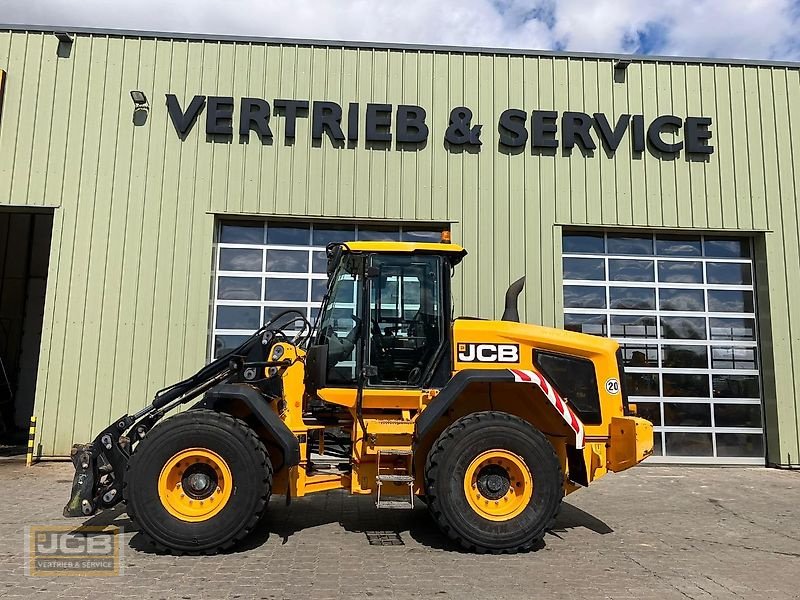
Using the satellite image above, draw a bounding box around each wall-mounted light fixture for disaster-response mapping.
[54,32,73,44]
[613,59,630,83]
[614,59,631,71]
[130,90,150,125]
[130,90,149,107]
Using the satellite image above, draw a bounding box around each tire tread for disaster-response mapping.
[424,410,563,554]
[124,409,272,555]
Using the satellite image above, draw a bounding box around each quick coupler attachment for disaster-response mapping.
[63,443,97,517]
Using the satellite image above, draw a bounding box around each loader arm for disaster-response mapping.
[64,312,309,517]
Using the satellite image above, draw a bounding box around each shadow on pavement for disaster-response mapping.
[121,491,613,555]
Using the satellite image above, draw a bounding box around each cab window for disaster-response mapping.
[367,254,444,386]
[315,254,362,385]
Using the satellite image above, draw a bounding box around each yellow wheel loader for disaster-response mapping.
[64,237,653,554]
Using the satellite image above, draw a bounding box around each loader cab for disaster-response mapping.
[307,241,466,395]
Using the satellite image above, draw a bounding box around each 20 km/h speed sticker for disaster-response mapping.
[605,378,620,395]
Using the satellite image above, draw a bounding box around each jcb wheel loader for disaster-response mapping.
[65,237,653,554]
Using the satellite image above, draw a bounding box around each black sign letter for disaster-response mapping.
[498,109,528,147]
[347,102,359,141]
[206,96,234,135]
[166,94,205,137]
[631,115,646,153]
[531,110,559,149]
[593,113,630,152]
[396,105,428,143]
[366,104,392,142]
[274,99,310,139]
[562,112,597,151]
[648,115,683,153]
[685,117,714,154]
[312,101,345,142]
[239,98,272,138]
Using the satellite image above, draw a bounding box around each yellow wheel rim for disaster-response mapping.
[157,448,232,522]
[463,449,533,522]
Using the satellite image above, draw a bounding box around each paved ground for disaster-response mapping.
[0,461,797,600]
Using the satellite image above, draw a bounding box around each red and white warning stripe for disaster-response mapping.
[509,369,585,449]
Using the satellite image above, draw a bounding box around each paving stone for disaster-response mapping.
[0,462,797,599]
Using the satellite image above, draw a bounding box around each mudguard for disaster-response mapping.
[199,383,301,467]
[414,368,585,449]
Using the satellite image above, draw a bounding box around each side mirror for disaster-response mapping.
[304,344,328,392]
[326,244,343,278]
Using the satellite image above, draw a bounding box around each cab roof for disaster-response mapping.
[341,241,467,263]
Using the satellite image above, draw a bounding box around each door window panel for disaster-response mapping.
[704,238,750,258]
[608,259,654,281]
[716,433,763,458]
[663,374,710,398]
[610,315,658,338]
[711,347,757,370]
[219,248,262,271]
[714,404,762,428]
[659,288,705,312]
[635,402,662,426]
[658,261,703,283]
[264,278,308,302]
[655,236,702,256]
[607,235,654,255]
[664,402,711,427]
[563,233,604,253]
[661,316,707,340]
[217,277,261,300]
[564,285,606,309]
[624,372,659,396]
[664,432,714,457]
[367,254,443,387]
[610,287,656,310]
[619,345,659,368]
[712,375,760,398]
[709,317,756,341]
[706,262,752,285]
[661,345,708,369]
[707,290,754,313]
[563,257,605,280]
[564,313,608,336]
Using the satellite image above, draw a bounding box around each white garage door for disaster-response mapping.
[562,232,764,464]
[211,220,442,359]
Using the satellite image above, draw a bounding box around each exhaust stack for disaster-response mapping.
[501,276,525,322]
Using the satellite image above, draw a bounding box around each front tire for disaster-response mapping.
[424,411,562,553]
[124,409,272,554]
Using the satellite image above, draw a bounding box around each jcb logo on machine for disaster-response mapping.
[457,343,520,363]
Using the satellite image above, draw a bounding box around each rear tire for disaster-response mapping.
[424,411,562,553]
[124,409,272,554]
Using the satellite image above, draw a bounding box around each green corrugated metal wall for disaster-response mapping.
[0,30,798,465]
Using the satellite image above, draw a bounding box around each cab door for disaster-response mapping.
[361,253,447,408]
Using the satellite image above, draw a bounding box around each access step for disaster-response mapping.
[375,499,414,509]
[376,474,415,483]
[376,449,412,456]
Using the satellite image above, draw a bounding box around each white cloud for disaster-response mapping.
[2,0,799,61]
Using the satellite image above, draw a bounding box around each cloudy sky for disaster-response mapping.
[3,0,800,61]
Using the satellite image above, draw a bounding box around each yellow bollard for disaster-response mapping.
[26,416,36,467]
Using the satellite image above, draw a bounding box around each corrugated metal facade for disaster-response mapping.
[0,29,798,464]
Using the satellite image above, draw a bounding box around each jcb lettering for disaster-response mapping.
[458,343,520,363]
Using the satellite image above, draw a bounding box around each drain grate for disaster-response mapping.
[365,530,405,546]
